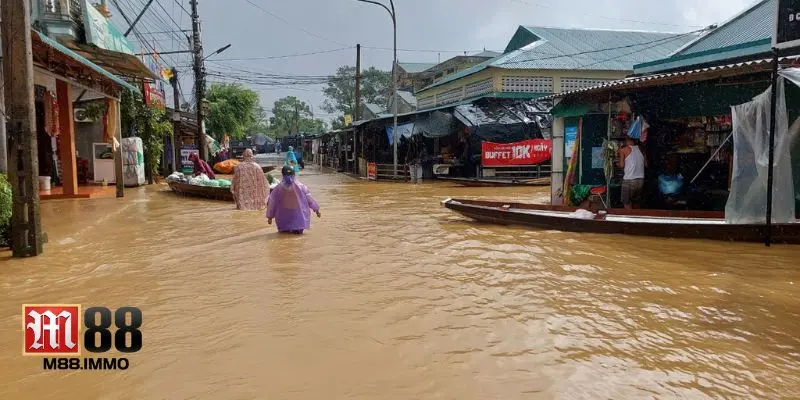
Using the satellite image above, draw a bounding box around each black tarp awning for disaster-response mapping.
[453,99,553,143]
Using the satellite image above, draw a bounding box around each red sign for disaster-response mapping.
[481,139,552,166]
[23,305,81,355]
[143,82,165,110]
[368,162,377,180]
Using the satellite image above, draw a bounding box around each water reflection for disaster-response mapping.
[0,166,798,399]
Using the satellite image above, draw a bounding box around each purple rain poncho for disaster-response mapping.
[265,176,320,232]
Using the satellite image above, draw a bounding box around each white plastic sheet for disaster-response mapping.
[726,78,796,224]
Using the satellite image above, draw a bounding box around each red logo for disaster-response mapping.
[23,305,81,356]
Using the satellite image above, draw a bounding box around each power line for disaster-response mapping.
[207,47,352,61]
[240,0,349,47]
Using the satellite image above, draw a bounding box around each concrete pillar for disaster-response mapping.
[551,117,565,206]
[56,79,77,195]
[113,99,123,197]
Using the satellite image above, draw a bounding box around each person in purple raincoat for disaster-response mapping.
[266,166,321,234]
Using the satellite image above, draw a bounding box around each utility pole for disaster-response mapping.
[355,44,361,174]
[169,67,182,173]
[355,44,362,122]
[2,0,44,257]
[190,0,207,160]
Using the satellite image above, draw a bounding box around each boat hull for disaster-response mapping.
[443,199,800,244]
[437,177,550,187]
[168,181,233,201]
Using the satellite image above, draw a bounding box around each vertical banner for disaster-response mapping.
[368,162,377,180]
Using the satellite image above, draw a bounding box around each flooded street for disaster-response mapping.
[1,166,800,399]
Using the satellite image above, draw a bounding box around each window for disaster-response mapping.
[560,78,613,92]
[502,76,554,93]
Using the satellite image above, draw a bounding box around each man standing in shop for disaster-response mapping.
[618,136,646,209]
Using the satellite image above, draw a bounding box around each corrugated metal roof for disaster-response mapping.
[675,0,772,57]
[635,0,773,73]
[397,90,417,106]
[542,56,800,101]
[422,26,695,91]
[397,62,437,74]
[364,103,386,115]
[473,50,501,58]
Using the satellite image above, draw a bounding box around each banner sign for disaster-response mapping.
[774,0,800,50]
[143,82,166,110]
[83,0,135,54]
[481,139,552,166]
[368,162,377,180]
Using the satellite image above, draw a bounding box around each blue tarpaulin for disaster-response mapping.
[386,123,415,145]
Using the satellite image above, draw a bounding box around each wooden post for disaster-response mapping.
[56,80,78,195]
[113,100,124,197]
[2,0,44,256]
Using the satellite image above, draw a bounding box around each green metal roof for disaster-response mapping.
[397,62,437,74]
[34,30,139,94]
[634,0,774,74]
[422,26,695,91]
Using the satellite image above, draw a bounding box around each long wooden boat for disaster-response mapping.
[442,198,800,244]
[262,165,276,173]
[437,177,550,187]
[168,181,233,201]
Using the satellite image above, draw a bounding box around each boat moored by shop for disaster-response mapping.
[442,198,800,244]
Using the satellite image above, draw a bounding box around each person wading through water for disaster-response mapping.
[266,166,321,234]
[231,149,269,211]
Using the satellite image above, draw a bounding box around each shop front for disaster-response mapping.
[549,58,800,216]
[29,30,139,200]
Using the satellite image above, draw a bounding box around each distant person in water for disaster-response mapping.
[188,152,216,179]
[285,146,300,174]
[266,166,320,234]
[231,149,268,211]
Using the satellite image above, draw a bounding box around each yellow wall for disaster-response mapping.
[417,68,630,103]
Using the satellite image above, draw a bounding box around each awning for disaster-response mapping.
[543,56,800,102]
[550,103,590,118]
[412,111,455,138]
[58,39,159,81]
[32,30,139,93]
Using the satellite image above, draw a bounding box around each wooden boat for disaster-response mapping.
[262,165,276,173]
[442,198,800,244]
[168,181,233,201]
[437,177,550,187]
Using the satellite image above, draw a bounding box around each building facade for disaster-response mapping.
[415,26,698,111]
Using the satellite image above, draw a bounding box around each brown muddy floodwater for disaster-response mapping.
[1,166,799,399]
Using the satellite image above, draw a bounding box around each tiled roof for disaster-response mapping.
[397,62,437,74]
[422,26,695,91]
[635,0,773,73]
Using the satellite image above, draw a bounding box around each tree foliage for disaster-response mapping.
[121,90,174,183]
[322,65,391,121]
[205,83,260,140]
[268,96,327,137]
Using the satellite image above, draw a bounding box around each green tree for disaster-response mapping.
[205,83,260,140]
[121,91,174,184]
[268,96,327,137]
[322,66,391,122]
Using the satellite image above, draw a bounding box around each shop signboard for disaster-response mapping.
[83,0,135,54]
[181,146,198,174]
[774,0,800,51]
[368,162,377,180]
[481,139,552,167]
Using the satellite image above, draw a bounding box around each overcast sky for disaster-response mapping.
[117,0,755,123]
